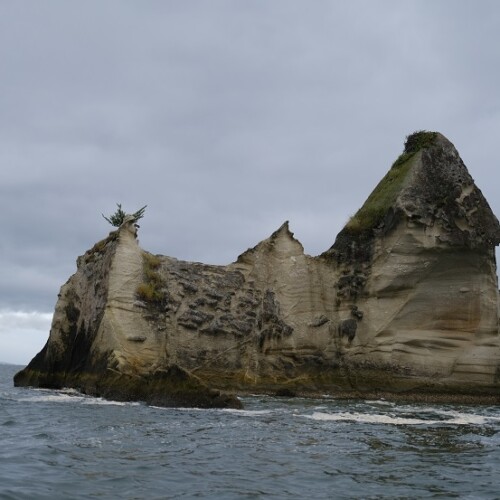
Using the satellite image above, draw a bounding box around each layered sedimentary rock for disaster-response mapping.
[15,132,500,406]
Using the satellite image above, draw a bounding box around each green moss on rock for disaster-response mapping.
[347,130,438,232]
[347,155,415,231]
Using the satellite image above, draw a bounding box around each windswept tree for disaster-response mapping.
[102,204,147,227]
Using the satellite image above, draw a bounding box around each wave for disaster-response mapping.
[83,398,140,407]
[18,394,84,403]
[151,406,273,416]
[17,390,140,407]
[364,399,396,406]
[220,408,274,416]
[298,410,492,426]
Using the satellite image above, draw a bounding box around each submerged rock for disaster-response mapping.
[15,132,500,405]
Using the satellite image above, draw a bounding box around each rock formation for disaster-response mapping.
[15,132,500,406]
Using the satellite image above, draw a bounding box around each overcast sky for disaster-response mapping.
[1,1,499,365]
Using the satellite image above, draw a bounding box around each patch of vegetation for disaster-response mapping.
[392,130,438,169]
[346,157,414,231]
[346,131,438,232]
[404,130,438,154]
[136,252,167,307]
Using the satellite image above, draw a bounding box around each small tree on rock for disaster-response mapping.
[102,204,147,227]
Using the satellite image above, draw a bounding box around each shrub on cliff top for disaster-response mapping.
[403,130,438,154]
[392,130,438,169]
[102,203,147,227]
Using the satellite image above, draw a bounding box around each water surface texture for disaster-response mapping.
[1,364,500,499]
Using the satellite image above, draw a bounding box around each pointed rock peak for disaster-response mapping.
[266,221,305,255]
[235,221,304,264]
[268,221,305,249]
[335,131,439,237]
[270,221,292,239]
[323,131,500,264]
[400,133,500,248]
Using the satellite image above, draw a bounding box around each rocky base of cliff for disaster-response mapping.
[14,363,242,409]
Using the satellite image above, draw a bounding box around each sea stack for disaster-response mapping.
[15,132,500,405]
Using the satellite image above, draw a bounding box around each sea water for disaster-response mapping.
[1,363,500,499]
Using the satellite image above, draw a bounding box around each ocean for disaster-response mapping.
[1,363,500,499]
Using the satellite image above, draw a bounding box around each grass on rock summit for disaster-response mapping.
[346,131,438,232]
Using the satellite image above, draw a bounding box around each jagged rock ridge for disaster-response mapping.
[15,132,500,406]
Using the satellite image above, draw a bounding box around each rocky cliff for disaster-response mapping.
[15,132,500,406]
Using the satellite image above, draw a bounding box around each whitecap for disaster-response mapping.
[301,411,437,425]
[82,398,140,407]
[18,394,85,404]
[18,391,140,407]
[428,409,490,425]
[59,388,83,395]
[295,411,488,426]
[393,407,492,426]
[220,409,274,416]
[364,399,395,406]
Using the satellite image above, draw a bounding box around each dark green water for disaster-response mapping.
[1,364,500,499]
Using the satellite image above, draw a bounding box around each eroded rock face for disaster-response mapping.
[15,132,500,404]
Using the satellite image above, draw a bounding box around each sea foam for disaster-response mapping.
[298,410,490,426]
